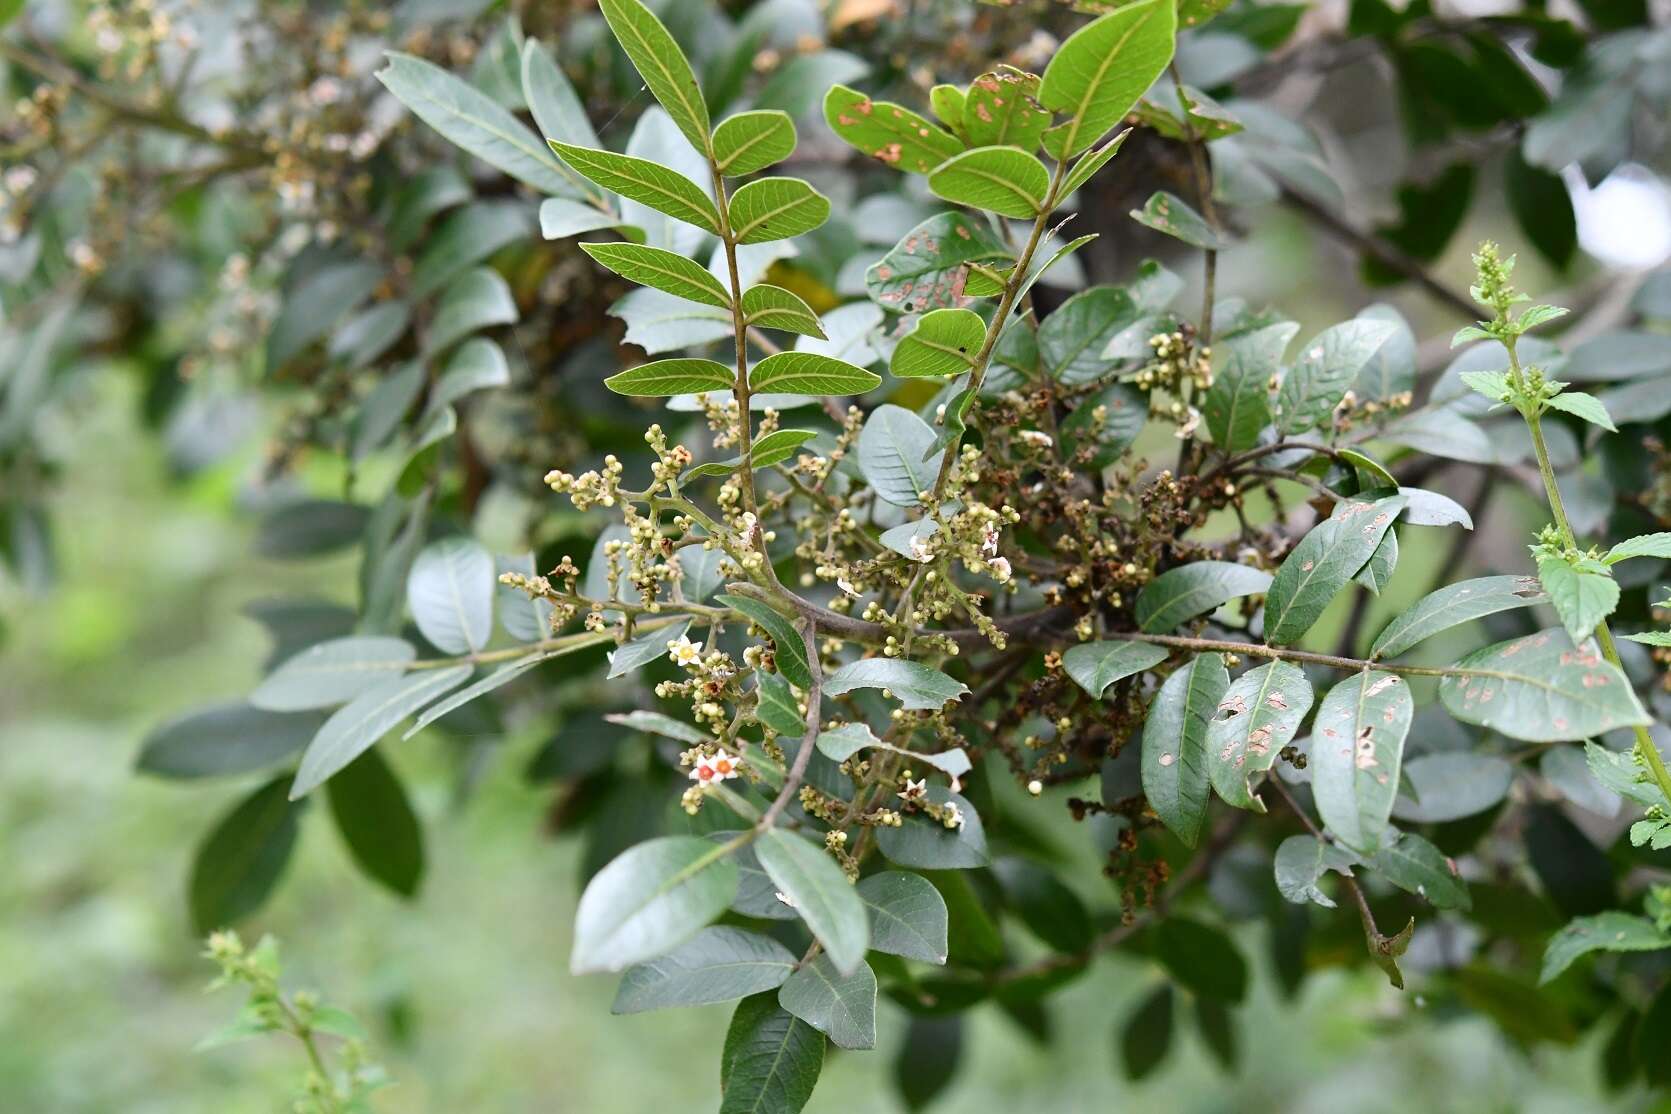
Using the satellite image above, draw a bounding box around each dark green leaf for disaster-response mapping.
[1540,913,1671,985]
[549,141,720,233]
[823,84,964,176]
[1062,639,1169,698]
[1119,984,1174,1081]
[1438,629,1649,743]
[580,241,732,307]
[596,0,710,153]
[1154,916,1247,1002]
[719,993,825,1114]
[717,593,811,689]
[1203,321,1295,451]
[137,703,323,779]
[612,926,797,1012]
[876,787,988,869]
[289,665,473,798]
[825,658,969,711]
[1264,494,1406,644]
[1370,574,1546,659]
[857,871,949,965]
[326,747,424,897]
[1136,561,1272,633]
[1372,831,1470,910]
[1130,190,1231,250]
[778,955,877,1050]
[1311,670,1412,852]
[189,777,304,933]
[1038,0,1178,158]
[1141,652,1228,847]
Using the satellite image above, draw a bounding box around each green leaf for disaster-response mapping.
[1061,129,1131,198]
[742,285,825,337]
[607,709,709,746]
[1141,652,1229,847]
[756,829,870,975]
[993,858,1094,953]
[875,786,987,869]
[1265,495,1406,645]
[719,993,825,1114]
[1311,671,1413,853]
[137,703,323,779]
[717,594,812,689]
[1439,628,1649,742]
[407,537,496,654]
[778,956,877,1050]
[403,650,563,738]
[1623,630,1671,646]
[749,351,880,396]
[1206,661,1313,812]
[866,212,1012,314]
[1353,528,1395,595]
[856,871,948,965]
[687,428,820,478]
[1545,389,1616,431]
[823,658,968,711]
[267,262,382,370]
[1038,0,1177,159]
[326,747,424,898]
[520,39,600,151]
[1541,913,1671,985]
[1153,916,1247,1003]
[713,110,797,176]
[1393,753,1514,823]
[548,141,720,234]
[891,308,986,378]
[606,357,735,396]
[580,241,732,307]
[612,926,797,1013]
[410,200,534,299]
[1274,318,1399,435]
[189,776,304,933]
[1274,834,1351,909]
[331,301,411,369]
[1062,640,1169,698]
[290,666,473,798]
[1136,561,1272,633]
[571,835,741,974]
[428,337,511,418]
[1038,283,1147,386]
[728,177,831,244]
[377,53,580,197]
[596,0,711,153]
[817,721,969,782]
[1119,984,1174,1081]
[963,70,1051,150]
[1605,532,1671,564]
[928,146,1050,218]
[822,84,964,176]
[608,618,692,679]
[427,266,518,356]
[857,404,942,507]
[1370,574,1546,659]
[539,197,625,240]
[1059,382,1146,467]
[1540,745,1619,818]
[929,83,965,132]
[1536,553,1619,645]
[250,636,417,712]
[1203,321,1296,451]
[1372,831,1470,911]
[754,670,807,737]
[1130,190,1230,250]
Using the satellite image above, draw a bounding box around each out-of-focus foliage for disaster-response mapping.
[5,0,1671,1111]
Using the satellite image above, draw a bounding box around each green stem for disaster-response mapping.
[1508,338,1671,805]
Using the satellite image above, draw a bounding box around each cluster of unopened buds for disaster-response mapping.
[544,455,625,510]
[1134,330,1212,393]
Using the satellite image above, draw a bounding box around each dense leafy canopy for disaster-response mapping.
[8,0,1671,1109]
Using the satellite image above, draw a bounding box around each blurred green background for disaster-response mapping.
[0,343,1643,1112]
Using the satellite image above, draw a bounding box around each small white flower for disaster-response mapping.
[1174,406,1202,439]
[668,634,703,667]
[1018,430,1053,448]
[898,778,927,803]
[907,535,933,563]
[837,577,860,598]
[981,526,1000,556]
[943,801,966,829]
[687,747,743,784]
[988,556,1012,583]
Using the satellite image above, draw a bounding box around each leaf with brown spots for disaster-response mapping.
[822,84,965,176]
[1205,661,1312,812]
[1264,494,1407,645]
[1311,670,1412,853]
[1438,628,1650,743]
